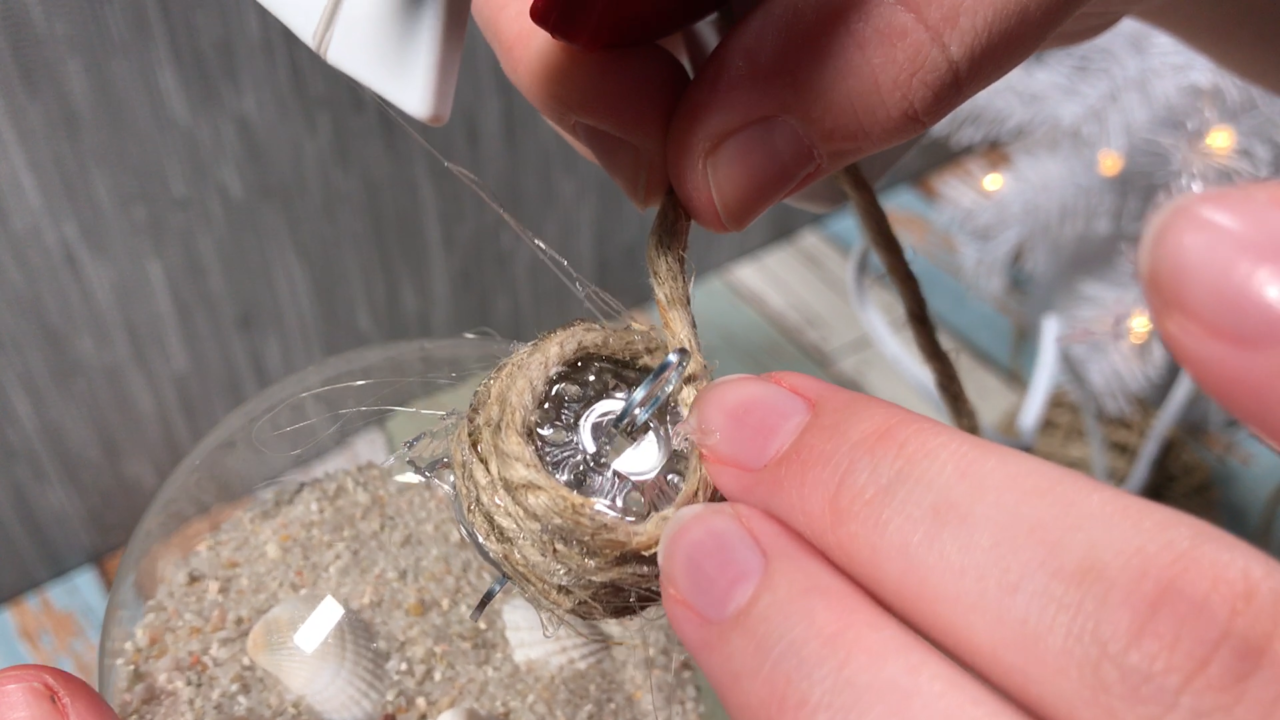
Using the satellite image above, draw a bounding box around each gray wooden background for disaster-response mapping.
[0,0,812,601]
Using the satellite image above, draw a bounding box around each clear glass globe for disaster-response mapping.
[98,337,710,720]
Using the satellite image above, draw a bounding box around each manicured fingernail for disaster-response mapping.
[1141,183,1280,350]
[659,504,765,623]
[0,681,66,719]
[573,121,653,209]
[685,375,812,471]
[707,117,820,230]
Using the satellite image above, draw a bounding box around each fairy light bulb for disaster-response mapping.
[1203,124,1238,156]
[981,172,1005,192]
[1126,308,1154,345]
[1096,148,1126,178]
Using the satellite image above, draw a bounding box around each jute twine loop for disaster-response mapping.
[449,190,715,621]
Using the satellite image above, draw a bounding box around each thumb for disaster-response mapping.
[1140,181,1280,448]
[0,666,118,720]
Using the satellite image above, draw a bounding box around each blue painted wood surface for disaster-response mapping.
[821,185,1035,375]
[0,564,107,687]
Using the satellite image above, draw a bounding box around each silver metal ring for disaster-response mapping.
[591,348,691,466]
[612,348,690,439]
[470,574,509,622]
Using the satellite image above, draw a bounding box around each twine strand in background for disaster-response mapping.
[837,164,981,435]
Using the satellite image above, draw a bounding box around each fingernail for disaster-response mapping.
[1141,183,1280,350]
[0,681,66,719]
[686,375,812,471]
[784,173,846,214]
[707,117,820,230]
[573,122,653,209]
[659,504,765,623]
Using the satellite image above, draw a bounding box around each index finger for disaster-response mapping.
[685,374,1280,720]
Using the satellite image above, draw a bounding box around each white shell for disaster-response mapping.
[247,595,388,720]
[500,597,611,671]
[436,709,497,720]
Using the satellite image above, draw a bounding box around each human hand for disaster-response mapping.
[657,182,1280,718]
[0,666,118,720]
[471,0,1174,230]
[4,181,1273,720]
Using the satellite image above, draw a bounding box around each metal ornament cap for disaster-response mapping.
[532,353,690,521]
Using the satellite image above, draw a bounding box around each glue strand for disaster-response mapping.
[313,0,345,58]
[373,97,630,325]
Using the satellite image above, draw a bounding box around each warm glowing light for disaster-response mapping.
[1203,124,1238,155]
[1126,309,1154,345]
[981,172,1005,192]
[1096,148,1126,178]
[293,595,345,654]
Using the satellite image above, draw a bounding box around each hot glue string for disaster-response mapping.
[371,96,630,326]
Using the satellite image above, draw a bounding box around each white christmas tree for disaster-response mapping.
[853,19,1279,493]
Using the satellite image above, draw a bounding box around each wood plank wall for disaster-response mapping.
[0,0,810,601]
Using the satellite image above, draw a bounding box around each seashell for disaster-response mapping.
[436,709,497,720]
[246,594,389,720]
[500,596,611,671]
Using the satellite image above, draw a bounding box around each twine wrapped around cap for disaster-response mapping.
[449,168,977,622]
[449,190,716,621]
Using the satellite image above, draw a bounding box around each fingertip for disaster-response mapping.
[0,666,118,720]
[685,374,813,472]
[1140,182,1280,300]
[658,503,766,624]
[658,502,1019,720]
[570,120,668,209]
[1139,182,1280,445]
[663,0,973,232]
[703,116,823,231]
[473,0,689,209]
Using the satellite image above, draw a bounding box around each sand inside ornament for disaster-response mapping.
[110,463,701,720]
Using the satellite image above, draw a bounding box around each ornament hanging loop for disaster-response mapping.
[591,347,691,469]
[470,574,509,622]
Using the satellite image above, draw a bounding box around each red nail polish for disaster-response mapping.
[530,0,729,50]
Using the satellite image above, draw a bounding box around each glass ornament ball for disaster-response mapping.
[97,337,708,720]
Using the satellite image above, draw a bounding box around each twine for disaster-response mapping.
[449,191,714,621]
[838,165,980,434]
[450,171,978,621]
